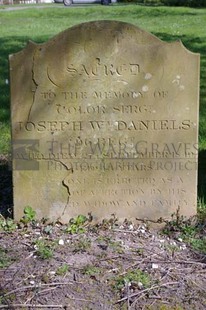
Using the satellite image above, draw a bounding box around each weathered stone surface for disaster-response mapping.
[10,21,200,223]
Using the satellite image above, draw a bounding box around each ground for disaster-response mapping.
[0,217,206,309]
[0,159,206,310]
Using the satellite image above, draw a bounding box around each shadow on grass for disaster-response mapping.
[0,36,49,154]
[0,161,13,218]
[0,36,47,218]
[0,36,48,124]
[198,150,206,200]
[115,3,206,14]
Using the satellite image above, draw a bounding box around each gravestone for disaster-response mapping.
[10,21,200,223]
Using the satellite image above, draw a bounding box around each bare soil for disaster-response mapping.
[0,221,206,310]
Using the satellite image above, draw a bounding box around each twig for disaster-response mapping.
[121,258,206,266]
[114,281,179,304]
[127,282,131,310]
[147,295,162,300]
[68,296,93,303]
[37,287,57,295]
[0,305,64,309]
[98,255,122,262]
[168,259,206,266]
[112,229,139,234]
[0,296,93,309]
[189,279,206,293]
[3,281,82,298]
[24,286,57,304]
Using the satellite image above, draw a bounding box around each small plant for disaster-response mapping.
[109,240,124,254]
[100,214,119,230]
[56,264,70,276]
[82,265,101,276]
[166,244,180,255]
[189,238,206,253]
[0,215,17,232]
[112,269,150,291]
[34,239,54,260]
[72,238,91,253]
[197,197,206,225]
[162,207,194,236]
[65,214,88,234]
[43,225,53,235]
[162,206,206,254]
[96,236,124,253]
[20,206,36,224]
[0,247,14,268]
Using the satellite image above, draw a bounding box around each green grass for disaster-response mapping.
[0,4,206,206]
[0,4,205,154]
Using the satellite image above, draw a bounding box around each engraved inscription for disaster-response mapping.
[15,119,193,132]
[10,21,199,223]
[66,58,140,77]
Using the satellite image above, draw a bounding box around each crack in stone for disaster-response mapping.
[28,47,38,121]
[59,160,73,219]
[61,176,71,219]
[38,157,73,219]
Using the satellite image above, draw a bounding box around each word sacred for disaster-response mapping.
[66,58,140,77]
